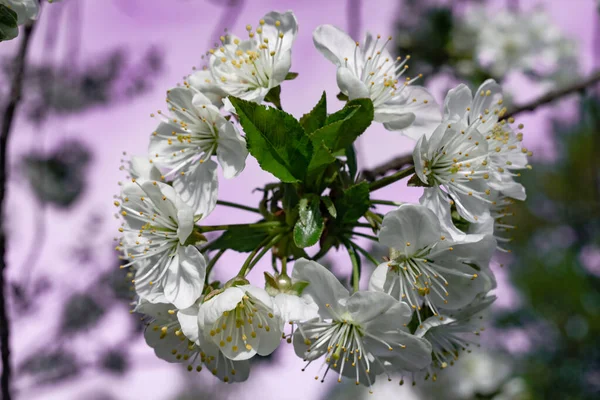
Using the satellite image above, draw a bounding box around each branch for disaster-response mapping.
[0,22,39,400]
[503,69,600,118]
[361,70,600,180]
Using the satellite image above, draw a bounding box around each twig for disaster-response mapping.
[361,70,600,180]
[503,69,600,118]
[0,21,39,400]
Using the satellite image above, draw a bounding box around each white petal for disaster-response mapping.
[470,79,502,121]
[379,204,441,256]
[177,305,200,343]
[172,160,218,218]
[201,287,245,326]
[271,50,292,87]
[128,156,162,181]
[273,293,319,324]
[216,122,248,178]
[336,67,369,99]
[262,11,298,53]
[163,246,206,309]
[291,258,349,318]
[443,83,473,122]
[187,69,227,107]
[346,291,403,325]
[420,188,467,240]
[312,24,358,67]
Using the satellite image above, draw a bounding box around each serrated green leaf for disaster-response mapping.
[346,144,358,180]
[285,72,299,80]
[300,91,327,134]
[264,85,282,109]
[212,228,271,252]
[335,182,370,223]
[293,195,324,248]
[0,5,18,29]
[312,98,374,153]
[230,97,313,183]
[321,196,337,218]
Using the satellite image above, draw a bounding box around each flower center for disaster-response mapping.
[209,294,275,355]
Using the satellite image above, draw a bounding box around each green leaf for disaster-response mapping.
[212,228,271,252]
[321,196,337,218]
[346,144,358,180]
[300,91,327,134]
[230,97,313,183]
[264,85,282,109]
[336,92,349,101]
[0,5,18,29]
[293,195,324,248]
[335,182,370,223]
[285,72,299,80]
[313,98,374,153]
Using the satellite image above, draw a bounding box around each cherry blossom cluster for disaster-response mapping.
[114,10,529,391]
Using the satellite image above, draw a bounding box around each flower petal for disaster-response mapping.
[443,83,473,122]
[336,66,369,99]
[163,246,206,309]
[177,304,200,343]
[291,258,349,318]
[313,24,357,67]
[216,122,248,179]
[379,204,441,256]
[172,160,218,218]
[346,291,403,325]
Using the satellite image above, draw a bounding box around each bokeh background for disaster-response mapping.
[1,0,599,399]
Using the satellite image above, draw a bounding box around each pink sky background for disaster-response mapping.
[1,0,599,399]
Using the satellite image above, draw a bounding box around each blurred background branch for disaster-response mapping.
[0,18,39,400]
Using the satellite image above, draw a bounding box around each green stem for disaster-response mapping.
[199,221,281,233]
[368,166,415,192]
[248,234,283,270]
[281,257,287,275]
[238,234,283,277]
[352,222,377,229]
[370,199,404,206]
[216,200,261,214]
[350,241,379,266]
[344,241,360,293]
[205,249,226,281]
[346,231,379,242]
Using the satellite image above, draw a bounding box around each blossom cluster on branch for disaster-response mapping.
[114,10,530,390]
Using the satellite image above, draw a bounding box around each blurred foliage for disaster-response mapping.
[494,96,600,400]
[19,351,80,386]
[2,46,164,123]
[60,293,106,335]
[22,139,92,207]
[99,349,129,375]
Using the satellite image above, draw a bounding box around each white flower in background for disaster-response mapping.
[369,205,496,323]
[312,24,441,139]
[138,300,250,382]
[455,6,578,84]
[149,87,247,215]
[117,180,206,309]
[292,259,432,388]
[200,284,282,361]
[187,11,298,105]
[415,295,496,372]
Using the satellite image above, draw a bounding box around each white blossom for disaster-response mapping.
[200,285,283,361]
[138,300,250,383]
[312,24,440,139]
[292,259,432,388]
[454,6,579,84]
[149,88,247,216]
[188,11,298,106]
[369,204,496,323]
[415,295,496,372]
[117,180,206,309]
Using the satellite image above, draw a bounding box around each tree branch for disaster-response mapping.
[361,69,600,180]
[0,21,39,400]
